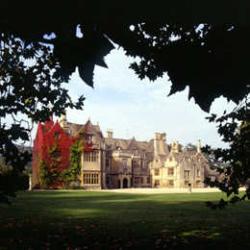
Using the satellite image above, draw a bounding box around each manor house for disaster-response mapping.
[32,116,216,189]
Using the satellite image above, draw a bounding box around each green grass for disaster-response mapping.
[0,191,250,249]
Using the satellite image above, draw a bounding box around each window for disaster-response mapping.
[84,152,90,161]
[105,158,110,167]
[122,159,128,172]
[85,134,93,144]
[184,170,190,179]
[132,160,139,168]
[134,177,141,184]
[84,151,98,162]
[83,173,99,184]
[122,159,127,167]
[106,176,111,186]
[141,159,144,168]
[131,160,136,168]
[168,168,174,176]
[154,180,160,187]
[154,169,160,176]
[196,168,201,177]
[147,177,151,184]
[196,180,201,187]
[168,180,174,187]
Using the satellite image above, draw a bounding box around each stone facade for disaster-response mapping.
[55,117,215,189]
[150,138,206,188]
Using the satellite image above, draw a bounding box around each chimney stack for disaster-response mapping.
[171,140,180,153]
[154,132,168,157]
[107,129,113,139]
[197,139,202,153]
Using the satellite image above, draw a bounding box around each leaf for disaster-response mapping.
[78,63,95,87]
[168,81,186,96]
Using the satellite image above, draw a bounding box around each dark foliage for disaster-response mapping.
[1,2,250,111]
[114,24,250,111]
[0,34,84,202]
[204,96,250,208]
[0,157,29,204]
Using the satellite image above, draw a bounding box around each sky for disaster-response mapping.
[60,47,236,148]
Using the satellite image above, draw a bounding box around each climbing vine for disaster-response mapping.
[62,140,83,186]
[39,143,63,188]
[39,161,51,189]
[39,139,83,188]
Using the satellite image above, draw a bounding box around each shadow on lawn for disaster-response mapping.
[0,191,250,249]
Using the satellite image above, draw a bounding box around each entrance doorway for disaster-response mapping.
[123,178,128,188]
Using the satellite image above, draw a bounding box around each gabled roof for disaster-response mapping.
[169,149,208,166]
[104,137,153,152]
[80,120,103,138]
[66,122,83,136]
[66,119,103,138]
[127,137,138,150]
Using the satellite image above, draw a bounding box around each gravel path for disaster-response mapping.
[101,187,223,194]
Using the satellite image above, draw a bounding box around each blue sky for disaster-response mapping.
[62,47,235,148]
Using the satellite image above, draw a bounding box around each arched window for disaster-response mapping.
[196,168,201,177]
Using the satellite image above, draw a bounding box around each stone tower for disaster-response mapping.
[153,132,169,159]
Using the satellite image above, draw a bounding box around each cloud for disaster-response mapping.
[61,48,236,148]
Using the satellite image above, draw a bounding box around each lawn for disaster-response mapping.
[0,191,250,249]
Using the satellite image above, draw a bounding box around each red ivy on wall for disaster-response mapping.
[32,119,74,188]
[32,118,95,188]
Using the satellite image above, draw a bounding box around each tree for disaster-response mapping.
[204,95,250,208]
[0,34,84,202]
[185,143,197,151]
[0,154,29,203]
